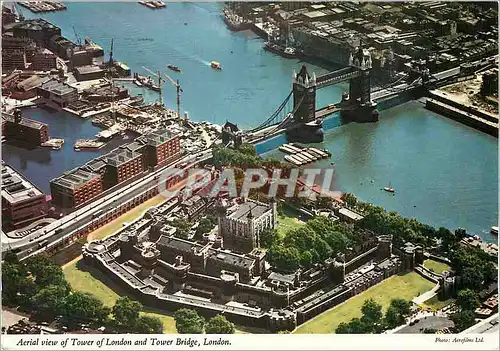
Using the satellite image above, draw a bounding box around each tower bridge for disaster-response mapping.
[222,45,425,147]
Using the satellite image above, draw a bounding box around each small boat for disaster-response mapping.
[491,226,498,236]
[383,182,395,193]
[210,61,222,70]
[167,64,181,72]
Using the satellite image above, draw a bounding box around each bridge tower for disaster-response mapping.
[343,45,379,123]
[287,65,323,143]
[292,65,317,123]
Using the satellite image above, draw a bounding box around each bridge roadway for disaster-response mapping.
[3,149,213,259]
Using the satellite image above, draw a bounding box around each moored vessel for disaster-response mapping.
[167,64,181,72]
[491,226,498,236]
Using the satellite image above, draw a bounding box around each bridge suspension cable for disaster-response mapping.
[250,90,293,132]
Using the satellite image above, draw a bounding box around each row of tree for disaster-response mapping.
[342,193,497,291]
[174,308,235,334]
[265,216,360,272]
[335,298,412,334]
[2,253,163,333]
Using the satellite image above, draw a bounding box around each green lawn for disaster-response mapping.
[423,259,451,275]
[421,295,454,311]
[293,272,435,334]
[276,206,305,238]
[88,195,167,241]
[63,260,265,334]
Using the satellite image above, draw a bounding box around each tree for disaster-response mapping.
[174,309,205,334]
[259,228,278,249]
[384,306,403,330]
[347,318,371,334]
[196,217,216,237]
[63,292,110,329]
[361,299,383,326]
[205,315,235,334]
[2,262,29,306]
[389,299,411,316]
[4,251,19,264]
[384,299,412,329]
[112,296,142,329]
[31,284,69,321]
[423,328,437,334]
[134,315,163,334]
[267,244,301,272]
[25,254,68,289]
[450,310,476,332]
[461,267,484,291]
[171,218,193,240]
[456,289,479,311]
[335,322,351,334]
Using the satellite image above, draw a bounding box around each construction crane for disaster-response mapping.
[109,38,114,66]
[13,3,25,21]
[142,66,165,106]
[72,26,82,47]
[164,71,183,119]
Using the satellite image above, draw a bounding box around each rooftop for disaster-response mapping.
[104,148,142,168]
[146,129,179,146]
[228,199,271,221]
[39,79,77,96]
[1,164,44,204]
[2,112,47,130]
[75,65,105,74]
[207,248,255,269]
[51,168,101,190]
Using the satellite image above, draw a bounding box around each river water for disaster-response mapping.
[9,2,497,241]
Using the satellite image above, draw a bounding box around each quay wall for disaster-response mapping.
[425,99,498,137]
[428,91,499,124]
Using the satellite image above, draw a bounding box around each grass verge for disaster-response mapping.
[293,272,435,334]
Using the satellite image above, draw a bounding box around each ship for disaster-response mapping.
[491,226,498,236]
[167,64,181,72]
[211,61,222,70]
[264,40,296,59]
[383,183,395,193]
[222,8,250,32]
[285,118,324,144]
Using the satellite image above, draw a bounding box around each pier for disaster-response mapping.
[18,1,67,13]
[279,143,330,166]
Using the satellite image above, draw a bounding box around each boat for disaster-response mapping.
[167,64,181,72]
[491,226,498,236]
[286,118,324,143]
[211,61,222,70]
[383,183,395,193]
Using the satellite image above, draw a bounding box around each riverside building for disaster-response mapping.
[1,164,47,229]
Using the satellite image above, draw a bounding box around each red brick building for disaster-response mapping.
[2,164,47,229]
[102,148,144,190]
[145,129,181,168]
[2,110,49,145]
[50,168,103,211]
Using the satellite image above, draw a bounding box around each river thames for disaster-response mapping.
[11,2,497,241]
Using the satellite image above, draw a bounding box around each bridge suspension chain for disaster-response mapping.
[250,90,293,132]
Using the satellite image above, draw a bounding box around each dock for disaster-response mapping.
[41,138,64,150]
[138,1,166,9]
[18,1,67,13]
[279,143,331,166]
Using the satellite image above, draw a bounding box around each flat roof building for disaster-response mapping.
[2,164,47,229]
[50,168,103,210]
[37,78,78,108]
[2,110,49,145]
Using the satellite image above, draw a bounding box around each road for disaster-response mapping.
[3,149,213,259]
